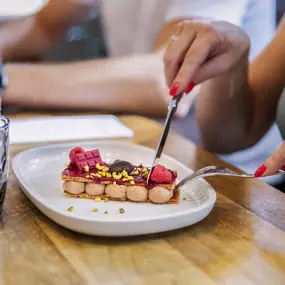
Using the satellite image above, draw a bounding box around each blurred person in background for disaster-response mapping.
[0,0,280,184]
[0,0,275,114]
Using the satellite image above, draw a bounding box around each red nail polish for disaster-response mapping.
[185,82,195,94]
[254,164,267,177]
[169,82,180,96]
[280,165,285,171]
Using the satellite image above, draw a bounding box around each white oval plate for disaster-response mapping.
[12,141,216,237]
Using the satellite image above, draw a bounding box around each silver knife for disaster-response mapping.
[146,93,183,183]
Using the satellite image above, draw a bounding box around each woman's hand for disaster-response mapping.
[163,20,250,96]
[255,142,285,177]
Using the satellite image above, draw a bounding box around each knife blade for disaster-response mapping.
[146,93,183,183]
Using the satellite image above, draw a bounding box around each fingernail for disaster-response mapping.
[254,164,267,177]
[185,82,195,94]
[169,82,180,96]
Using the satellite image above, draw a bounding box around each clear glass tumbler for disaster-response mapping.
[0,116,9,214]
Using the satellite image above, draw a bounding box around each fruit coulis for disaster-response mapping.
[62,147,177,189]
[62,162,177,189]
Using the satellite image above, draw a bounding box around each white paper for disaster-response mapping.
[10,115,134,144]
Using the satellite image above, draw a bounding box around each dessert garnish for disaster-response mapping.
[61,147,179,204]
[150,164,172,183]
[109,160,133,174]
[69,147,85,163]
[74,148,103,170]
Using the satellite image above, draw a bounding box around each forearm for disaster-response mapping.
[197,18,285,154]
[196,58,252,153]
[3,55,168,115]
[0,18,52,61]
[0,0,95,61]
[247,19,285,140]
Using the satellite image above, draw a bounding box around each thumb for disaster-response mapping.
[255,141,285,177]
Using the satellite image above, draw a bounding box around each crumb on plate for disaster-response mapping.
[95,196,101,202]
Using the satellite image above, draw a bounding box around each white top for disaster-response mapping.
[165,0,276,60]
[102,0,276,59]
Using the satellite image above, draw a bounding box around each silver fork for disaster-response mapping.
[174,165,284,190]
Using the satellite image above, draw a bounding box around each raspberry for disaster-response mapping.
[150,164,172,183]
[69,147,85,163]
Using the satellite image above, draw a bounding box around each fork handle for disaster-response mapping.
[174,166,251,190]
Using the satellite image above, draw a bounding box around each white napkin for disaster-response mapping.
[10,115,134,144]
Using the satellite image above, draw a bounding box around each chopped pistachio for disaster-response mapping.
[121,170,128,177]
[67,206,74,212]
[142,172,148,178]
[95,173,102,178]
[183,197,187,201]
[83,165,89,172]
[95,196,101,202]
[119,208,125,214]
[95,163,101,170]
[130,181,135,185]
[98,171,106,177]
[104,211,108,215]
[104,197,109,202]
[112,172,122,180]
[92,208,98,212]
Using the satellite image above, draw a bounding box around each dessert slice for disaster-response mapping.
[61,147,179,204]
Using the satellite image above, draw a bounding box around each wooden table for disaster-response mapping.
[3,114,285,285]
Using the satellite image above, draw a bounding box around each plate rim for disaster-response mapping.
[12,141,217,223]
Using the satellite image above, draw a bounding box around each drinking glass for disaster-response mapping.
[0,116,9,214]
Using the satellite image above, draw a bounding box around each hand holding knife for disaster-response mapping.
[146,92,184,183]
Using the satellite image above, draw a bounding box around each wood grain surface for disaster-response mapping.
[2,113,285,285]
